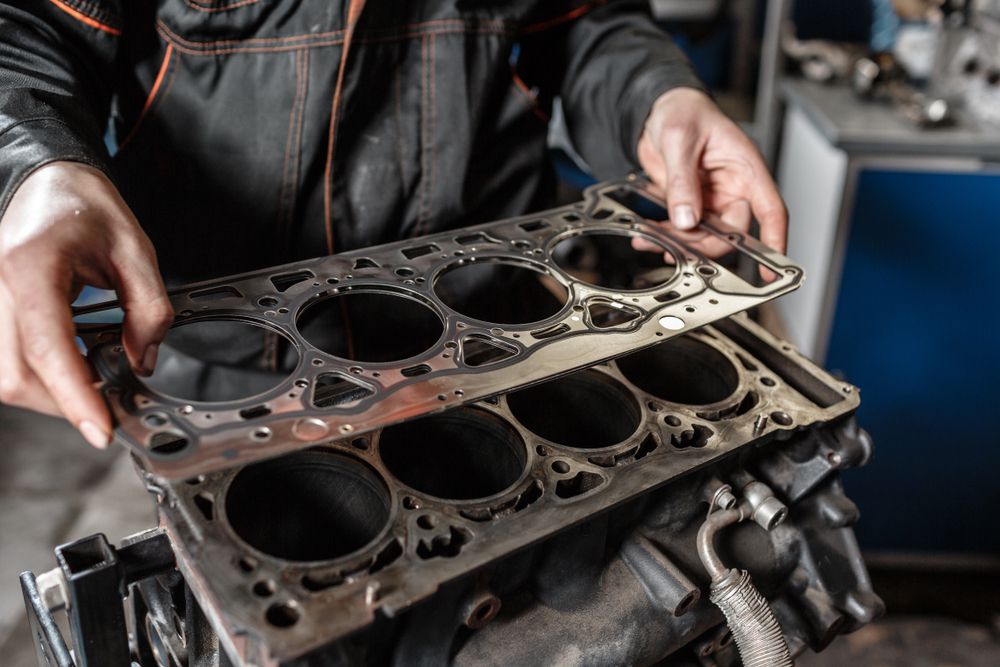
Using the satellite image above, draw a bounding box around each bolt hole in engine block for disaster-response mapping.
[378,407,526,500]
[507,369,641,448]
[142,320,300,403]
[224,451,391,562]
[297,291,444,362]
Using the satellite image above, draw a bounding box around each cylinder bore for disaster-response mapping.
[224,451,390,562]
[616,335,740,405]
[379,408,526,500]
[552,231,677,290]
[142,320,299,403]
[507,369,641,448]
[297,290,444,362]
[434,260,568,325]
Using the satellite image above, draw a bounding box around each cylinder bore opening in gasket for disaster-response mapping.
[433,259,568,325]
[224,450,390,562]
[379,408,527,500]
[616,335,740,406]
[142,320,299,403]
[297,290,444,362]
[507,369,642,448]
[551,231,678,291]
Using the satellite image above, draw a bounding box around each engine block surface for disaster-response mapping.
[148,314,860,663]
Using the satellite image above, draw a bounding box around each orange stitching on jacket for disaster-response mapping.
[156,20,345,49]
[426,33,438,237]
[292,49,309,224]
[416,34,428,236]
[48,0,121,35]
[184,0,260,13]
[277,49,303,239]
[520,0,607,34]
[155,17,511,53]
[323,0,368,255]
[359,24,510,45]
[118,44,174,150]
[156,25,508,56]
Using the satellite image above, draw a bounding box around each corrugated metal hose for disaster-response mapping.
[697,487,793,667]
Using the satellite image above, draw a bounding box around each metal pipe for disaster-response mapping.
[696,505,746,580]
[697,497,793,667]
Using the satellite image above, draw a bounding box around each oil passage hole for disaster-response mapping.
[225,451,390,562]
[434,261,567,325]
[149,432,189,456]
[379,408,526,500]
[617,336,739,405]
[508,370,641,448]
[143,320,299,403]
[552,232,677,291]
[265,602,300,628]
[297,291,443,363]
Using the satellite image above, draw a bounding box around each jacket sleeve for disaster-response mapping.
[0,0,123,216]
[520,0,707,179]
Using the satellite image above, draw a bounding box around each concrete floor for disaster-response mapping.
[2,405,999,666]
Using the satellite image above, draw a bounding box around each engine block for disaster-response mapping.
[20,179,881,667]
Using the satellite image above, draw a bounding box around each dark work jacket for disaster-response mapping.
[0,0,703,285]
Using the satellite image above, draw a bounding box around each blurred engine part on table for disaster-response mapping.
[931,0,1000,125]
[779,0,1000,128]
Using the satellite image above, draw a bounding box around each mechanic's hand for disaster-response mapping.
[637,87,788,255]
[0,162,173,448]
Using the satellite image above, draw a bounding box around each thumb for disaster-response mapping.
[659,129,703,232]
[110,238,174,376]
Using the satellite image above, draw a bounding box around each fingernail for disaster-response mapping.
[139,344,159,376]
[673,205,698,230]
[80,420,110,449]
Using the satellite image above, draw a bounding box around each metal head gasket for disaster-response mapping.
[149,314,858,664]
[76,177,803,481]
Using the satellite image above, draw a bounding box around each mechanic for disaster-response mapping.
[0,0,786,450]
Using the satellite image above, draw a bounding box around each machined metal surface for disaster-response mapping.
[75,177,803,481]
[143,313,859,664]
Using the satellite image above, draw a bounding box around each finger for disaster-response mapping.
[696,199,752,259]
[0,281,61,416]
[746,160,788,254]
[659,129,704,231]
[631,236,665,254]
[110,236,173,376]
[8,266,111,448]
[715,199,752,233]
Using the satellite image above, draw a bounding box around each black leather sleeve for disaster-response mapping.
[522,0,707,179]
[0,0,122,217]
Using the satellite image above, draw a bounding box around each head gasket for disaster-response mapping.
[75,177,803,481]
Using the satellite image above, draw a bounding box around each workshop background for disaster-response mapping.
[2,0,999,665]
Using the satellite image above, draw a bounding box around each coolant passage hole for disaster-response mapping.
[297,291,443,362]
[507,369,641,448]
[143,320,299,403]
[379,408,526,500]
[434,261,568,325]
[616,335,739,405]
[225,451,390,562]
[552,232,677,291]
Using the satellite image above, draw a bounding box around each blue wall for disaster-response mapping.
[825,169,1000,553]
